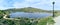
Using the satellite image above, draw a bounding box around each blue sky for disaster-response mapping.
[0,0,60,10]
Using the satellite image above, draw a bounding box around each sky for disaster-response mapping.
[0,0,60,10]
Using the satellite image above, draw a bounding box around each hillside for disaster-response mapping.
[6,7,49,13]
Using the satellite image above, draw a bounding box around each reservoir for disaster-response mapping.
[10,12,52,18]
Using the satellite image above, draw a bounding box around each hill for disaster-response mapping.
[6,7,49,13]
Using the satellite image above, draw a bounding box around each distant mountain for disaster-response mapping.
[5,7,50,13]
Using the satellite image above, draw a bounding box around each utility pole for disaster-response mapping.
[52,2,55,17]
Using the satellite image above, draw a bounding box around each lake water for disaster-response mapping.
[10,12,52,18]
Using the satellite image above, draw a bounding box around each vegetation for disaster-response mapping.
[6,7,50,13]
[0,7,60,25]
[0,16,55,25]
[0,10,55,25]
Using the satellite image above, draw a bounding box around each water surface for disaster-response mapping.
[10,12,52,18]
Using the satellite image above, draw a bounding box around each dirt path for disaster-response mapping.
[3,15,20,20]
[54,16,60,25]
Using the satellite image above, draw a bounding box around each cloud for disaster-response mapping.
[13,2,29,8]
[0,0,60,10]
